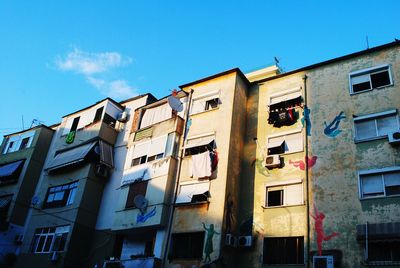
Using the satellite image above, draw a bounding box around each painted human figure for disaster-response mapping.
[310,205,339,256]
[301,106,311,136]
[289,156,317,170]
[202,223,220,263]
[324,111,346,138]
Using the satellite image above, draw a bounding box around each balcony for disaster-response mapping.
[133,115,184,143]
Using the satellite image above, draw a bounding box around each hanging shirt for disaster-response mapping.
[192,151,212,178]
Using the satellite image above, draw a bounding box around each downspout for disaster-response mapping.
[303,74,310,268]
[162,89,194,268]
[365,222,369,262]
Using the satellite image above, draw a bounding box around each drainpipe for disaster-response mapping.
[162,89,194,268]
[303,74,310,268]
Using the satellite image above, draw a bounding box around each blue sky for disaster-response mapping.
[1,0,399,137]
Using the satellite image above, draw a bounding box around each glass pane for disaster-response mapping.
[355,120,377,140]
[377,116,397,136]
[54,191,64,201]
[384,172,400,186]
[67,188,76,205]
[43,235,54,252]
[47,193,55,203]
[36,236,46,252]
[361,174,384,196]
[371,70,391,88]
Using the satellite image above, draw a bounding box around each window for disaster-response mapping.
[170,232,205,260]
[368,241,400,262]
[359,167,400,199]
[19,137,30,150]
[32,225,70,253]
[130,135,171,167]
[0,195,12,229]
[190,91,221,115]
[3,141,15,154]
[263,237,304,264]
[265,180,303,207]
[354,110,399,141]
[93,106,104,123]
[0,160,25,185]
[125,180,148,208]
[43,181,78,208]
[103,113,116,128]
[70,117,80,132]
[176,181,210,204]
[267,130,303,154]
[184,134,215,156]
[268,89,302,127]
[2,131,34,154]
[349,65,392,94]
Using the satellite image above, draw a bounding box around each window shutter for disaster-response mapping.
[126,180,148,208]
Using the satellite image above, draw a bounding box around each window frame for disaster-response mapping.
[264,179,304,208]
[170,232,205,260]
[358,166,400,200]
[266,129,304,155]
[190,90,221,115]
[125,180,149,209]
[31,225,70,254]
[349,64,393,95]
[353,109,399,142]
[2,132,35,154]
[43,181,78,209]
[263,236,304,264]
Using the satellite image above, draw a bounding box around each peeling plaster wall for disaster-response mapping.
[307,46,400,267]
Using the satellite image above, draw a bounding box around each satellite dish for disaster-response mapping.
[167,95,184,112]
[134,195,149,214]
[31,196,40,206]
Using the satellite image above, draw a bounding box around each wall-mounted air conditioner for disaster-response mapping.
[225,234,237,247]
[313,256,334,268]
[49,251,59,262]
[388,131,400,145]
[117,111,128,122]
[237,236,252,247]
[265,155,281,169]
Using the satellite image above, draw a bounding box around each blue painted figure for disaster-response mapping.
[301,106,311,136]
[324,111,346,138]
[136,207,156,223]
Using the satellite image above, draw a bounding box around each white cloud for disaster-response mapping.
[55,48,131,75]
[87,77,137,99]
[55,48,138,100]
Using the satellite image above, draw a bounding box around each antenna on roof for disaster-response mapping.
[366,35,370,49]
[30,119,44,128]
[274,56,284,73]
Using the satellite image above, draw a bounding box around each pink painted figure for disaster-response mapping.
[289,156,317,170]
[310,205,339,256]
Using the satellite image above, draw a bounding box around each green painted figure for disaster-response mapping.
[202,222,220,263]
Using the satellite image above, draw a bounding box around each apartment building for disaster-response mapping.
[243,41,400,267]
[90,92,186,268]
[15,97,153,268]
[0,125,54,266]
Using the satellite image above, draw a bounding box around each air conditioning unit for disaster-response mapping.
[265,155,281,169]
[225,234,237,247]
[237,236,252,247]
[49,251,59,262]
[14,234,24,245]
[103,257,123,268]
[117,111,128,122]
[95,164,109,178]
[388,131,400,145]
[313,256,334,268]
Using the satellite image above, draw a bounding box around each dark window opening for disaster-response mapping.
[368,241,400,262]
[184,140,215,156]
[205,98,220,110]
[70,117,80,132]
[191,191,210,203]
[267,142,285,155]
[125,180,148,208]
[263,237,304,264]
[147,153,164,162]
[267,189,283,207]
[170,232,205,260]
[19,137,31,150]
[371,70,391,88]
[93,107,104,123]
[4,141,14,153]
[386,185,400,196]
[353,82,371,93]
[144,239,154,257]
[268,96,301,127]
[103,113,117,128]
[131,155,147,167]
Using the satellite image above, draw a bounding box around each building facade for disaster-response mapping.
[0,125,54,266]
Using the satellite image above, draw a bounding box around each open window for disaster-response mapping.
[265,179,303,207]
[185,134,215,156]
[268,89,302,127]
[170,232,205,260]
[176,181,210,205]
[190,91,221,115]
[349,64,392,94]
[267,130,303,155]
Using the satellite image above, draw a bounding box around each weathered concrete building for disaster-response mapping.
[244,41,400,267]
[0,125,54,266]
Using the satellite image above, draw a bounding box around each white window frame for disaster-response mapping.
[130,134,170,167]
[268,87,302,106]
[349,64,393,94]
[353,109,399,142]
[190,90,221,115]
[266,129,304,155]
[2,131,35,154]
[32,225,70,254]
[264,178,304,208]
[358,166,400,200]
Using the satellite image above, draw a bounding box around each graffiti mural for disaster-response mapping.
[301,106,311,136]
[289,156,317,170]
[310,205,339,256]
[136,207,156,224]
[224,193,235,233]
[324,111,346,138]
[202,223,220,263]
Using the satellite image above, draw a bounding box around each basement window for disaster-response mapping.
[349,64,392,94]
